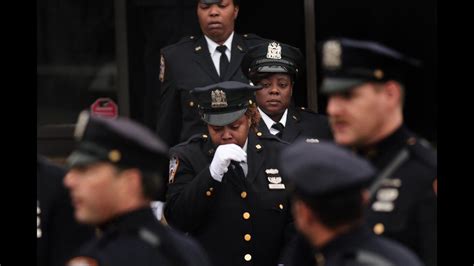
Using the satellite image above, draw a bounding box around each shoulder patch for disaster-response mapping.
[66,256,99,266]
[159,54,165,83]
[168,156,179,184]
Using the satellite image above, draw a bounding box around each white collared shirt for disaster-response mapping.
[258,107,288,135]
[205,32,234,76]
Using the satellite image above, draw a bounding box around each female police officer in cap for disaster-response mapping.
[164,81,293,266]
[241,41,332,142]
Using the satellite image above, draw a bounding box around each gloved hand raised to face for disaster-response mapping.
[209,143,247,182]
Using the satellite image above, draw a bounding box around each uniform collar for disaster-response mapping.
[258,107,288,132]
[320,224,371,255]
[98,207,155,233]
[355,125,410,161]
[205,32,234,57]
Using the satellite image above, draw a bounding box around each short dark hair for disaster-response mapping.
[140,170,164,200]
[115,164,166,200]
[294,186,365,229]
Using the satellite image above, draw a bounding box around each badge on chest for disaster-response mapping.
[266,168,285,190]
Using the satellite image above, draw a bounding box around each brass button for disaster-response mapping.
[255,144,262,150]
[256,132,263,137]
[243,212,250,220]
[279,204,284,210]
[108,150,121,162]
[209,187,214,191]
[248,99,253,105]
[373,223,385,235]
[244,254,252,261]
[189,101,195,107]
[244,234,251,241]
[202,134,208,139]
[241,191,247,199]
[206,191,212,197]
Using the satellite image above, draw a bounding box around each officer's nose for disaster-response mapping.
[326,95,344,116]
[269,84,280,95]
[209,5,220,17]
[64,170,79,189]
[222,127,233,140]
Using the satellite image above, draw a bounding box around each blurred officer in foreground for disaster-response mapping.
[319,37,437,266]
[279,140,423,266]
[37,155,94,266]
[241,40,332,142]
[156,0,266,148]
[64,111,211,266]
[164,81,292,266]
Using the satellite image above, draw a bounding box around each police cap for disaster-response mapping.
[319,37,421,94]
[280,140,375,197]
[191,81,261,126]
[241,41,303,82]
[67,111,168,171]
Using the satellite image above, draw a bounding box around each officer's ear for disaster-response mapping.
[118,168,143,196]
[383,80,402,107]
[233,5,239,19]
[361,189,370,206]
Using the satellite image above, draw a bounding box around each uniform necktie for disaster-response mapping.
[272,122,285,138]
[216,45,229,79]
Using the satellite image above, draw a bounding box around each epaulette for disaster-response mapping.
[161,35,197,53]
[350,249,394,265]
[405,137,437,168]
[254,130,290,144]
[242,33,264,40]
[173,133,209,148]
[298,106,318,114]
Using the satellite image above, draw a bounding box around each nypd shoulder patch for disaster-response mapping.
[168,156,179,184]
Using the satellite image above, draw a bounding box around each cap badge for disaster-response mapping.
[74,111,90,141]
[211,89,228,108]
[322,40,342,69]
[266,42,282,59]
[305,138,320,143]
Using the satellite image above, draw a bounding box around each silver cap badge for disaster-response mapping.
[322,40,342,69]
[266,42,282,59]
[211,89,228,108]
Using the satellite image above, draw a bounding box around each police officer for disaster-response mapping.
[241,40,333,142]
[319,37,437,266]
[64,112,211,266]
[278,140,423,266]
[156,0,267,148]
[37,155,94,266]
[164,81,293,266]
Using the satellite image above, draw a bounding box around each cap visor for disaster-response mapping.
[320,78,366,94]
[66,151,101,168]
[257,65,289,74]
[203,108,247,126]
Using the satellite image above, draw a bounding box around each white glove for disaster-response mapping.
[209,144,247,182]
